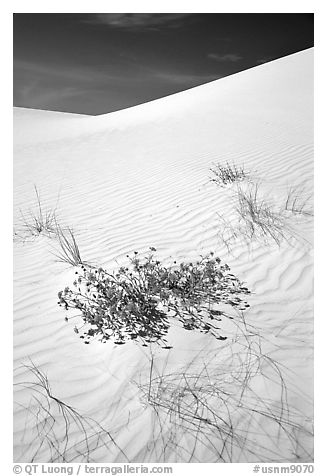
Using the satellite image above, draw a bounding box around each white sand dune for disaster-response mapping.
[14,48,313,463]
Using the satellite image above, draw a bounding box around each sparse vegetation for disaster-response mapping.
[213,182,313,251]
[14,362,129,463]
[58,249,251,347]
[54,225,84,266]
[135,316,313,462]
[14,330,313,463]
[236,184,286,245]
[18,185,57,237]
[285,186,313,216]
[210,162,249,186]
[209,161,313,250]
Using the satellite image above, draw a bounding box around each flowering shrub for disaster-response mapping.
[58,249,251,347]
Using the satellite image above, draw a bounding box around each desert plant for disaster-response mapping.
[54,225,84,266]
[18,185,57,237]
[58,249,251,347]
[285,186,313,216]
[210,162,248,186]
[236,184,286,245]
[14,361,129,462]
[214,183,312,252]
[135,318,313,462]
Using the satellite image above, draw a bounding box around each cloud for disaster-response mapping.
[19,85,83,109]
[90,13,192,30]
[14,73,85,111]
[13,59,101,110]
[14,59,112,85]
[14,57,222,114]
[207,53,243,62]
[256,56,274,65]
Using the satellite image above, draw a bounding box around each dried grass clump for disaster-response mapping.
[54,224,84,266]
[215,182,313,252]
[18,185,57,237]
[58,249,251,347]
[236,184,286,245]
[210,162,249,186]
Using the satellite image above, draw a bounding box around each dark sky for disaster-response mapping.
[13,13,314,115]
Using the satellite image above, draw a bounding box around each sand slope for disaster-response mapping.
[13,49,313,463]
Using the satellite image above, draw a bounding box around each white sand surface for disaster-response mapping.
[13,48,313,463]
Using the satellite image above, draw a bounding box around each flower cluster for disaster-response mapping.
[58,249,251,347]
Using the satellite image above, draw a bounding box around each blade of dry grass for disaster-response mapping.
[14,361,130,463]
[285,186,313,216]
[54,224,84,266]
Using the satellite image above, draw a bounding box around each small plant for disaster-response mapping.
[54,225,84,266]
[210,162,248,186]
[214,183,312,251]
[285,186,313,216]
[58,249,251,347]
[18,185,57,237]
[236,184,286,245]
